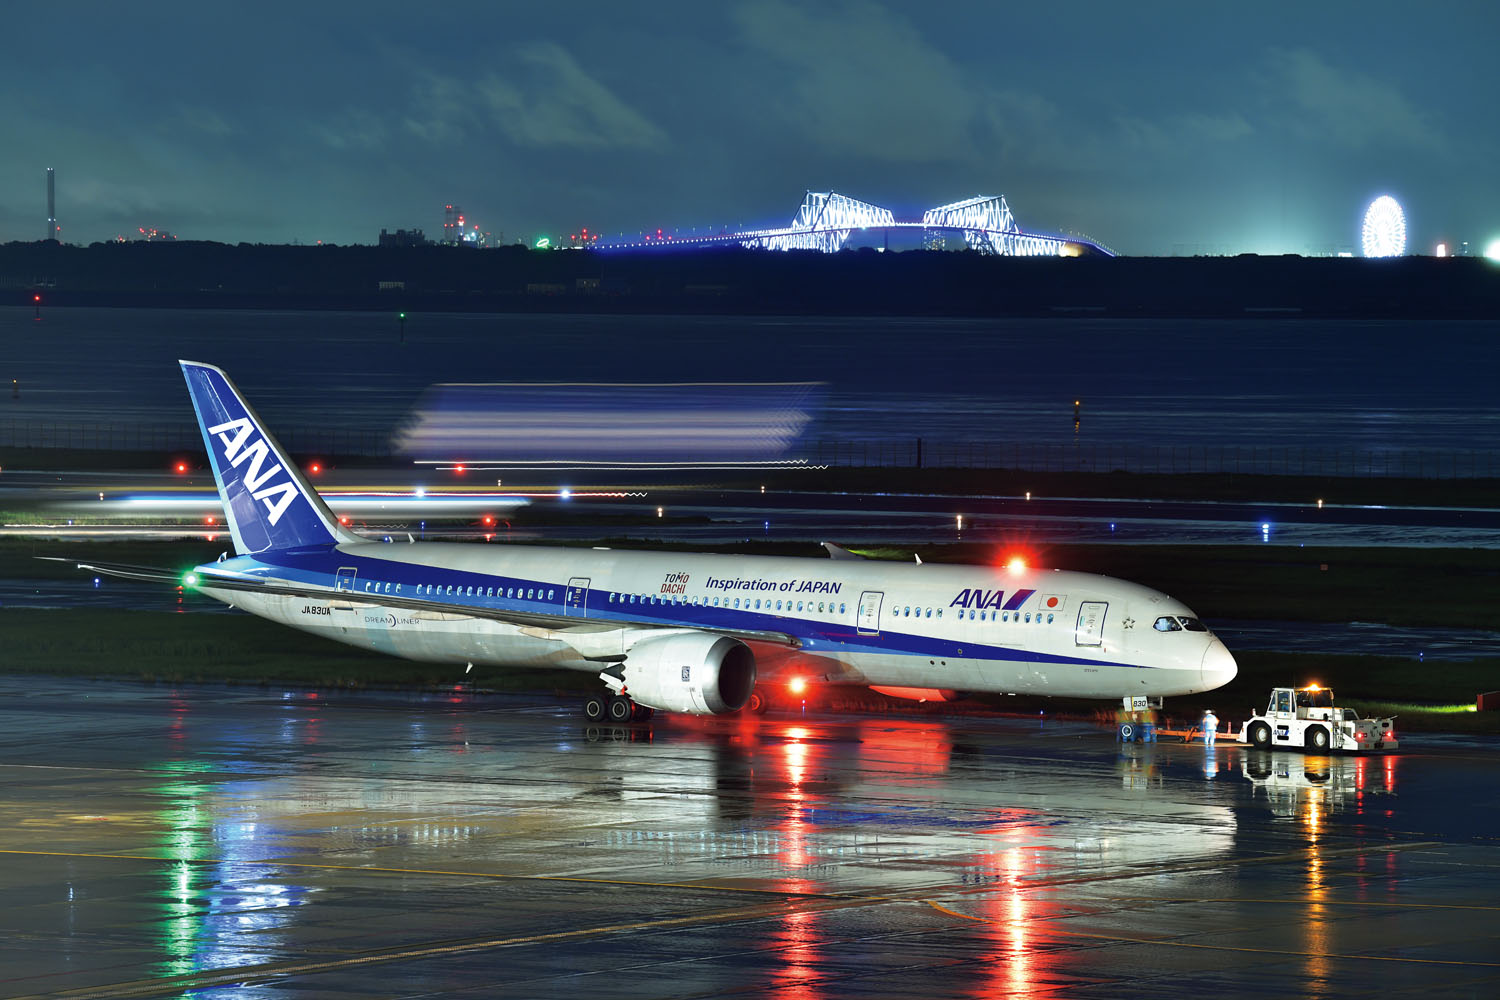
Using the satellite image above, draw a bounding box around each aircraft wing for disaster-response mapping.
[36,556,190,585]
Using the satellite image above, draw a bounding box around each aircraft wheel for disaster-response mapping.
[747,691,769,715]
[606,695,634,723]
[1306,726,1330,752]
[583,695,607,722]
[1249,722,1272,747]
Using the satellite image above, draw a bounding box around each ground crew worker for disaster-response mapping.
[1202,709,1219,745]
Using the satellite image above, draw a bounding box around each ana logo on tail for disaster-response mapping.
[206,417,298,526]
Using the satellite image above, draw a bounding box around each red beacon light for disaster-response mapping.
[174,461,189,474]
[308,462,322,475]
[788,676,808,696]
[1006,554,1028,575]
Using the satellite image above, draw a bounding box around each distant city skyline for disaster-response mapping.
[3,2,1497,255]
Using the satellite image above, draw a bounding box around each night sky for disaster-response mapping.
[4,1,1495,255]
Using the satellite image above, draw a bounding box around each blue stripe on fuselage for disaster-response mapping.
[202,547,1146,671]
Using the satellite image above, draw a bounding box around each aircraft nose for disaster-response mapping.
[1201,639,1237,690]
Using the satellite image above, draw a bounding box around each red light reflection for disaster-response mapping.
[768,725,823,998]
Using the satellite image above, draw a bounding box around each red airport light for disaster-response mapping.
[175,461,188,474]
[454,464,466,475]
[339,515,351,525]
[308,462,322,475]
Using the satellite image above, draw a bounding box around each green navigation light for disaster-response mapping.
[182,572,199,588]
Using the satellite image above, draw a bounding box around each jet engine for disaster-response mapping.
[619,632,756,715]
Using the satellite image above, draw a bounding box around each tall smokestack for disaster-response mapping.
[46,167,57,242]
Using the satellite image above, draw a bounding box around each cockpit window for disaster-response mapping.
[1177,616,1208,632]
[1153,616,1182,632]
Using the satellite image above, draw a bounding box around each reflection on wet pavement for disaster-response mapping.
[0,680,1496,998]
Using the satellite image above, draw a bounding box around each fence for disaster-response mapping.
[2,420,1497,479]
[802,439,1500,479]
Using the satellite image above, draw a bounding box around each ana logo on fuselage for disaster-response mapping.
[206,417,298,526]
[949,588,1035,611]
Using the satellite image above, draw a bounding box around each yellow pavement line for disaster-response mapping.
[920,900,1500,968]
[1095,894,1500,912]
[0,847,852,899]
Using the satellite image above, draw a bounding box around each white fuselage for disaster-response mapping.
[203,542,1237,699]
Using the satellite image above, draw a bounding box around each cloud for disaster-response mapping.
[732,0,979,161]
[175,106,235,138]
[476,43,667,150]
[1112,111,1254,153]
[312,109,389,151]
[1263,47,1445,151]
[402,73,479,144]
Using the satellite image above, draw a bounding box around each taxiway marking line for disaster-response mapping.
[4,892,895,1000]
[920,900,1500,968]
[0,848,855,900]
[1096,894,1500,912]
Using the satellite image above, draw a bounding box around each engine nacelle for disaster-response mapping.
[621,632,756,715]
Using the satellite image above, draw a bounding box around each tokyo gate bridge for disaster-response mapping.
[593,192,1114,256]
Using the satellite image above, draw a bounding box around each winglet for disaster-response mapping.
[180,360,359,554]
[822,542,866,560]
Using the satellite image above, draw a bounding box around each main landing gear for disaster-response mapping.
[583,693,654,723]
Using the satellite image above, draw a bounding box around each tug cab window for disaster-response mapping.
[1296,687,1334,710]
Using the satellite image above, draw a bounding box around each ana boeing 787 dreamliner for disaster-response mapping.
[74,361,1237,721]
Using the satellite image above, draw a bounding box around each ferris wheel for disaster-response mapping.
[1361,196,1406,257]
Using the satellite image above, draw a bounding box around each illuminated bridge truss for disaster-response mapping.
[740,192,896,253]
[599,191,1111,256]
[922,195,1068,256]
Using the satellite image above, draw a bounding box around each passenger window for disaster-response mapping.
[548,589,555,601]
[1047,614,1054,624]
[1024,612,1031,623]
[925,608,932,618]
[839,603,846,614]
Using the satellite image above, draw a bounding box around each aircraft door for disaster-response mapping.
[335,567,357,592]
[857,591,884,636]
[565,577,590,617]
[1075,601,1107,646]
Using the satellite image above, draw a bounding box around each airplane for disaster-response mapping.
[69,361,1238,722]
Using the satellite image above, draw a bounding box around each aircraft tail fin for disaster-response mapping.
[180,360,358,554]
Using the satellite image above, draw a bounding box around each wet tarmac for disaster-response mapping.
[1,679,1497,998]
